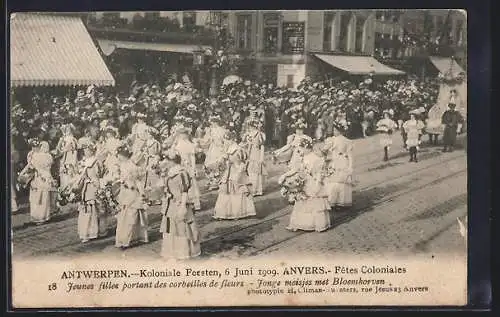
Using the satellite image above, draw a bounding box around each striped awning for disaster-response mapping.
[314,54,406,76]
[10,13,115,87]
[97,39,211,56]
[429,56,465,78]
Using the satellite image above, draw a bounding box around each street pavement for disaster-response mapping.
[11,132,467,259]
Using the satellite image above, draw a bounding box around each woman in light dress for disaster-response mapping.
[54,124,78,188]
[26,141,57,225]
[99,126,122,184]
[273,124,313,171]
[323,124,354,211]
[286,139,331,232]
[173,127,201,211]
[115,145,149,249]
[213,143,256,220]
[74,138,102,243]
[201,116,229,190]
[375,110,397,161]
[242,119,267,196]
[158,151,201,260]
[403,111,425,163]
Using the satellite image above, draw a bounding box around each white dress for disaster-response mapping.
[77,156,101,241]
[287,152,331,232]
[376,118,397,148]
[115,161,149,247]
[174,139,201,210]
[274,134,312,171]
[29,152,57,224]
[213,146,257,220]
[323,135,353,208]
[55,135,78,188]
[403,119,425,148]
[243,129,267,196]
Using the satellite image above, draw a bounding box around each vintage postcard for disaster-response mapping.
[10,9,467,308]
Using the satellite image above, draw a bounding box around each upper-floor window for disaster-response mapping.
[338,12,351,51]
[282,22,305,54]
[183,11,196,28]
[355,16,366,53]
[455,20,464,45]
[144,12,160,20]
[323,12,335,51]
[236,14,252,50]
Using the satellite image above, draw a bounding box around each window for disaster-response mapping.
[264,27,278,53]
[183,11,196,28]
[286,74,294,88]
[144,12,160,19]
[323,12,335,51]
[237,14,252,50]
[355,16,366,53]
[455,20,464,45]
[282,22,305,54]
[338,13,351,51]
[436,16,444,33]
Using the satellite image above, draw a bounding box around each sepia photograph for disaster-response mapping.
[9,9,469,308]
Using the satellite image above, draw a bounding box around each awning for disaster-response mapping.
[10,13,115,87]
[429,56,465,77]
[313,54,406,76]
[97,39,211,56]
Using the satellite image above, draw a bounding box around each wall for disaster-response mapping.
[307,11,324,51]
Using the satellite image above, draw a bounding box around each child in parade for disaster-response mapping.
[74,138,103,243]
[53,124,78,188]
[115,144,149,249]
[242,118,267,197]
[273,121,312,171]
[376,109,397,161]
[213,142,257,220]
[201,115,229,190]
[284,138,331,232]
[403,110,426,163]
[158,150,201,260]
[173,127,202,211]
[19,141,57,225]
[323,123,354,211]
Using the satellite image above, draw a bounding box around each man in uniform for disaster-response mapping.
[441,94,463,152]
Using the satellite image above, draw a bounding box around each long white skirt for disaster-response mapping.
[213,183,256,220]
[78,202,99,241]
[11,184,18,212]
[287,198,331,232]
[29,189,55,224]
[115,207,149,247]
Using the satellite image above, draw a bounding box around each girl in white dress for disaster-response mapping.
[201,116,229,190]
[242,119,267,196]
[173,127,201,210]
[273,124,313,171]
[158,151,201,260]
[114,145,149,248]
[376,110,397,161]
[286,140,331,232]
[213,143,257,220]
[54,124,78,188]
[403,111,425,163]
[323,124,354,211]
[26,141,57,225]
[74,138,102,243]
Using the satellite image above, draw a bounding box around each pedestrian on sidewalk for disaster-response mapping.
[114,144,149,249]
[403,110,425,163]
[441,91,464,153]
[158,151,201,260]
[376,109,397,162]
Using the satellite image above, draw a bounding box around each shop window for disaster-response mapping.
[323,12,335,51]
[237,14,252,50]
[282,22,305,54]
[286,74,294,88]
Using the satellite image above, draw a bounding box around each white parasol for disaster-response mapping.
[222,75,242,86]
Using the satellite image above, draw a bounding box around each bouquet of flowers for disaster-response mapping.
[278,170,306,204]
[97,182,120,215]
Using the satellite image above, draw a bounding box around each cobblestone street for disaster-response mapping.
[11,134,467,260]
